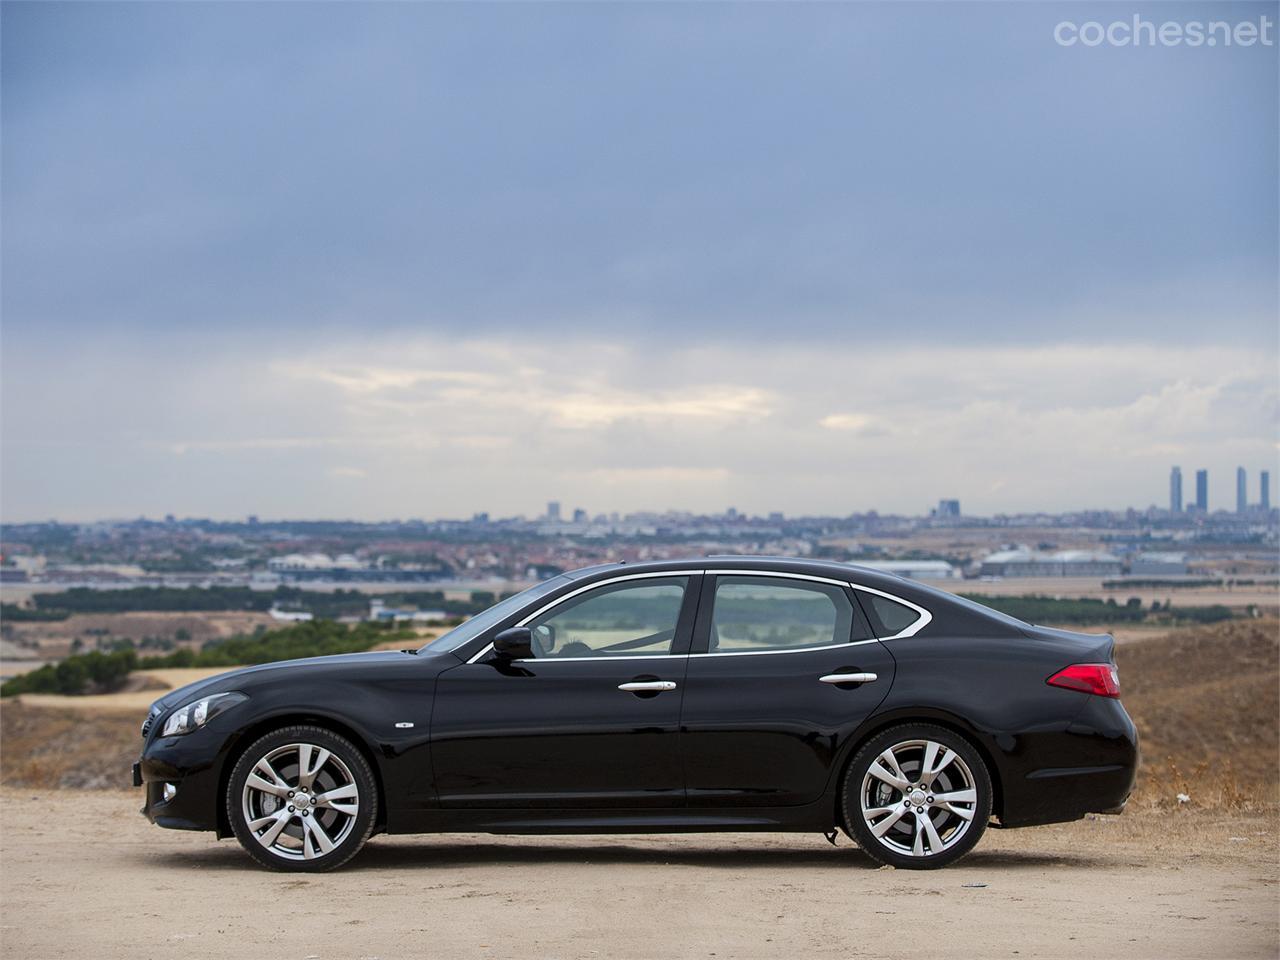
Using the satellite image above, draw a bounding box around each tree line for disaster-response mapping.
[0,620,417,697]
[7,586,507,621]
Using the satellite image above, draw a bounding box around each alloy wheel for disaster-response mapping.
[859,738,979,858]
[240,742,361,861]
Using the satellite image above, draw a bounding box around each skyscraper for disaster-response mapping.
[1169,467,1182,513]
[1195,470,1208,512]
[546,501,561,522]
[1237,467,1248,513]
[1263,470,1272,511]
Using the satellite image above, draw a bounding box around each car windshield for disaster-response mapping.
[420,575,572,654]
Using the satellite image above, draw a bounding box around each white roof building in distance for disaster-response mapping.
[855,560,958,580]
[1130,552,1189,576]
[980,547,1122,578]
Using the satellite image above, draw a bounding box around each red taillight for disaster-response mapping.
[1046,663,1120,698]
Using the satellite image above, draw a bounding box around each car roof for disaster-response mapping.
[563,556,916,593]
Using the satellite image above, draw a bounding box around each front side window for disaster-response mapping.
[422,575,571,653]
[525,577,689,658]
[707,576,857,653]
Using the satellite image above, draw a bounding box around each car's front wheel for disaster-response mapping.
[841,723,992,869]
[227,725,377,871]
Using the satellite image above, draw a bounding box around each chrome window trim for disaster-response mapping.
[505,654,685,664]
[693,637,884,658]
[463,568,933,664]
[702,568,853,587]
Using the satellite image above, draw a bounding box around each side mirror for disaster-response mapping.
[493,626,534,660]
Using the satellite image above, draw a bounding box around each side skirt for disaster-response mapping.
[385,804,839,836]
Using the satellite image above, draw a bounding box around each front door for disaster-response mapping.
[679,573,897,807]
[430,574,699,808]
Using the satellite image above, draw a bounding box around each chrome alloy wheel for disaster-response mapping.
[240,742,360,861]
[859,738,979,858]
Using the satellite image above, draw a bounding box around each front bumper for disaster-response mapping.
[135,729,230,834]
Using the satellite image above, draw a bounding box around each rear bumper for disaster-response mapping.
[998,697,1139,828]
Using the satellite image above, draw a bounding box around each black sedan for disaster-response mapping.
[134,558,1138,871]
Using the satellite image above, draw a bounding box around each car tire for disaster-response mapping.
[841,723,992,870]
[227,724,377,872]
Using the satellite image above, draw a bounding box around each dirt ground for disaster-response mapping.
[0,788,1275,960]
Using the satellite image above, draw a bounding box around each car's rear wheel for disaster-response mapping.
[227,725,377,872]
[842,723,992,869]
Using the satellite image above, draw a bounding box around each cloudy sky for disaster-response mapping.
[3,1,1276,521]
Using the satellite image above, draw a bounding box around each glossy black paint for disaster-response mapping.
[135,557,1138,840]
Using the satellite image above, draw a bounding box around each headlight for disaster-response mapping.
[161,692,247,737]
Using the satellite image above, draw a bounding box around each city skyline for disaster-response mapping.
[7,465,1278,529]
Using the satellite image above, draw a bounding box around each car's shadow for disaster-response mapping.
[140,839,1101,873]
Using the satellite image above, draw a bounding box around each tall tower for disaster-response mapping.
[1169,467,1182,513]
[1195,470,1208,512]
[1236,467,1247,514]
[546,501,561,522]
[1263,470,1272,511]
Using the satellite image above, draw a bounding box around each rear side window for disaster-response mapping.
[707,576,862,653]
[859,591,925,638]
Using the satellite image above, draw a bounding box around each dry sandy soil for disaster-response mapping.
[0,787,1276,960]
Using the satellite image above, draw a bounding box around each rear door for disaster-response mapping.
[679,572,897,807]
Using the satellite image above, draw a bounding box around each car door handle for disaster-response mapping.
[819,672,878,684]
[618,681,678,692]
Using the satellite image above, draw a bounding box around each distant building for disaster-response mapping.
[935,499,961,518]
[1195,469,1208,511]
[472,512,489,523]
[572,508,588,524]
[1237,467,1248,514]
[369,599,446,623]
[979,547,1122,578]
[268,605,314,622]
[1169,466,1182,513]
[546,501,561,522]
[1130,552,1189,576]
[857,560,958,580]
[268,552,362,572]
[1263,470,1272,511]
[266,552,441,583]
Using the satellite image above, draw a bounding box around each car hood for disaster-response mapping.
[149,649,455,711]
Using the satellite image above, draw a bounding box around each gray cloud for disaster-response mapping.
[2,2,1276,520]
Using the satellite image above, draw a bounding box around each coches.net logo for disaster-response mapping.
[1054,14,1275,47]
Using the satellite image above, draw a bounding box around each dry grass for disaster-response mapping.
[1117,617,1279,812]
[0,701,141,789]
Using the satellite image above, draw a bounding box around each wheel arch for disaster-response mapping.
[215,712,389,839]
[831,708,1006,828]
